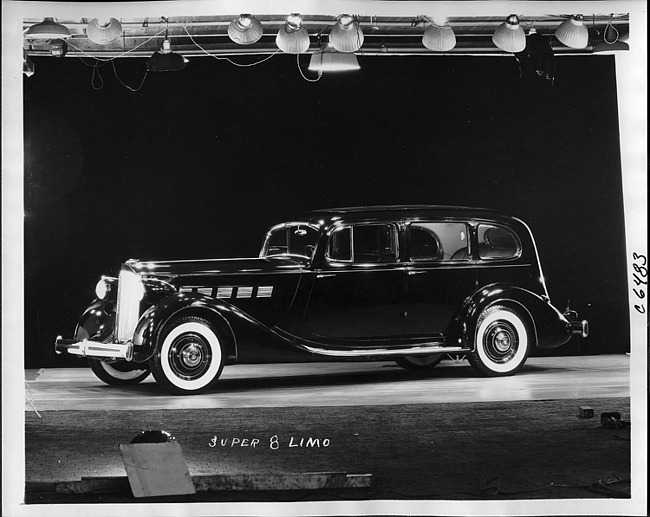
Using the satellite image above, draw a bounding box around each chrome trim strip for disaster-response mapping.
[216,287,234,298]
[237,286,253,298]
[297,343,470,358]
[474,263,532,269]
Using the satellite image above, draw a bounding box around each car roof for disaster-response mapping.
[292,205,520,226]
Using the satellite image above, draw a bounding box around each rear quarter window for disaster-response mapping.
[477,224,521,259]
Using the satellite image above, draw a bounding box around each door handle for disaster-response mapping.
[408,270,426,276]
[316,273,337,279]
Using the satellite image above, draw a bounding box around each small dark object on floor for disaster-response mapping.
[579,407,594,418]
[601,412,630,429]
[130,429,176,443]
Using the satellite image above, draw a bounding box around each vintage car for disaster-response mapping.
[55,205,588,395]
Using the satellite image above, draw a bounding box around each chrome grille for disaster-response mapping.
[116,269,142,342]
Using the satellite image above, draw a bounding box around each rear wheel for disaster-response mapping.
[395,354,444,370]
[88,359,150,385]
[150,316,224,395]
[468,304,531,376]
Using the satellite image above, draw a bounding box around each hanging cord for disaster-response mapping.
[604,14,620,44]
[111,60,148,91]
[179,21,279,66]
[296,53,321,82]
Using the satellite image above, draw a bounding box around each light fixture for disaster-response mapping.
[25,17,71,39]
[86,18,122,45]
[555,14,589,48]
[308,47,360,73]
[49,39,68,57]
[228,14,263,45]
[422,22,456,51]
[329,14,364,52]
[23,49,35,77]
[492,14,526,53]
[276,13,310,54]
[147,38,188,72]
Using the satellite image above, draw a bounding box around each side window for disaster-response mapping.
[328,224,398,263]
[477,224,521,259]
[266,228,288,255]
[329,227,352,261]
[409,222,469,262]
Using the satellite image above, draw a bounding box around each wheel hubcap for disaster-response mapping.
[181,343,203,368]
[483,321,518,363]
[494,331,511,352]
[168,333,212,381]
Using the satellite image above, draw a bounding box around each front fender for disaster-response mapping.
[131,293,245,364]
[74,299,115,342]
[450,284,572,350]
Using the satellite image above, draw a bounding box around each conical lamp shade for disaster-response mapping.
[228,15,263,45]
[555,15,589,48]
[308,49,360,72]
[87,18,122,45]
[330,15,364,53]
[25,18,71,39]
[492,15,525,53]
[276,25,310,54]
[422,24,456,51]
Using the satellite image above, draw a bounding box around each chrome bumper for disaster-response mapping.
[570,320,589,338]
[55,336,133,361]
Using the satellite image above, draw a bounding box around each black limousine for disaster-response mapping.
[56,205,588,395]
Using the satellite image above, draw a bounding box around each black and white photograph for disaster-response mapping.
[2,1,647,516]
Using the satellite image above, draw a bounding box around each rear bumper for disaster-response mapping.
[55,336,133,361]
[569,320,589,339]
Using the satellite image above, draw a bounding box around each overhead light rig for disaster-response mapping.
[23,13,630,59]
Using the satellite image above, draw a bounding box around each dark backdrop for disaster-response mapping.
[23,53,629,367]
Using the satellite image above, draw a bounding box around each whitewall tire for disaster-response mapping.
[468,305,531,377]
[151,316,224,395]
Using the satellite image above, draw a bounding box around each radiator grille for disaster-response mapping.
[116,269,143,342]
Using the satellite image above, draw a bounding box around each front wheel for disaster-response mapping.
[150,316,224,395]
[88,359,150,385]
[468,305,531,377]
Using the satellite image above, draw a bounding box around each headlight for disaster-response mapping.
[95,277,111,299]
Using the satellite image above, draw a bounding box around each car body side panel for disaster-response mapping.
[289,267,407,344]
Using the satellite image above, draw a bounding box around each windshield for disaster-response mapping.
[260,222,320,260]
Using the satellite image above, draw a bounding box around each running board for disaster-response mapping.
[297,343,471,358]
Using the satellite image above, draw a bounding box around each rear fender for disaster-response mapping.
[132,293,248,364]
[449,284,572,350]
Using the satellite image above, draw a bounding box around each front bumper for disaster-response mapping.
[55,336,133,361]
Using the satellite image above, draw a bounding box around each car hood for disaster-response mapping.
[127,256,308,278]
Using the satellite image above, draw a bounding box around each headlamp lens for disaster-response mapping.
[95,278,109,299]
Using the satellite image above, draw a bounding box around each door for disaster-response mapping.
[297,223,407,345]
[404,221,477,339]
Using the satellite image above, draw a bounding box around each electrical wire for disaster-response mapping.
[296,54,321,82]
[111,60,148,91]
[179,22,280,67]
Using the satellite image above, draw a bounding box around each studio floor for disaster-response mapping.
[20,354,636,509]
